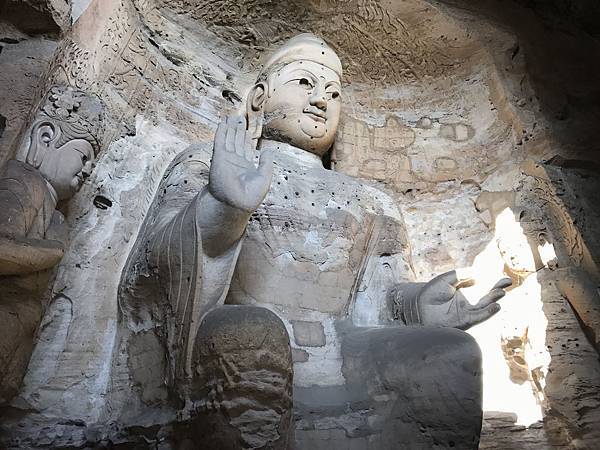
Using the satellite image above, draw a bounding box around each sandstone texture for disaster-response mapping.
[0,0,599,449]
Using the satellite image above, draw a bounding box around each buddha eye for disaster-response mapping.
[299,78,312,88]
[81,154,88,163]
[331,92,340,99]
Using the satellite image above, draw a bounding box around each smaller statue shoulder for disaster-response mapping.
[327,169,403,222]
[0,160,47,191]
[0,160,49,217]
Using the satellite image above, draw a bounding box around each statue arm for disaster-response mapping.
[147,115,273,263]
[387,282,426,325]
[354,194,512,330]
[0,161,66,275]
[194,186,253,258]
[0,236,64,275]
[145,185,249,379]
[138,116,273,379]
[0,204,66,276]
[145,186,249,289]
[199,115,273,256]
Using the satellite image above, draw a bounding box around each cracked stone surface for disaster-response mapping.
[0,0,599,448]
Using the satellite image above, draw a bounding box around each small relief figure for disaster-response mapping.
[0,85,103,404]
[118,35,511,449]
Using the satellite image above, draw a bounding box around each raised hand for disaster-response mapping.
[209,115,274,212]
[401,271,512,330]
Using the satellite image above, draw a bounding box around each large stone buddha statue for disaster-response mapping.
[118,34,511,449]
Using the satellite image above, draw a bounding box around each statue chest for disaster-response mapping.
[228,164,387,316]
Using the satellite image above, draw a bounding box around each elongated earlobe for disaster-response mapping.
[250,83,266,111]
[246,83,266,140]
[26,121,57,168]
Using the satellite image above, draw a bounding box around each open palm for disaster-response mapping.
[209,115,274,212]
[416,271,512,329]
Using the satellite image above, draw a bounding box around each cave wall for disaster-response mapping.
[0,0,69,169]
[0,0,599,448]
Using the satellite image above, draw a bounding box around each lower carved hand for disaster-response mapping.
[403,270,512,329]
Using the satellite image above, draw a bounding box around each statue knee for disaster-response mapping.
[192,305,292,392]
[396,326,481,370]
[408,328,482,381]
[188,305,293,450]
[193,305,291,363]
[343,327,482,387]
[435,327,482,371]
[340,327,483,449]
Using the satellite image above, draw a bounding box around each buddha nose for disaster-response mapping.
[309,85,327,111]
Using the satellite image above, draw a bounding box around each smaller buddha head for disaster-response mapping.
[26,86,103,201]
[246,34,342,157]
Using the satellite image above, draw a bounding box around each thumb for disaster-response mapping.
[420,277,455,305]
[258,148,275,177]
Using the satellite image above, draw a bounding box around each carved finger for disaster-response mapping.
[420,280,455,305]
[472,288,506,310]
[420,270,458,304]
[234,116,246,158]
[213,118,227,154]
[225,116,236,153]
[430,270,459,287]
[244,129,255,163]
[493,278,513,290]
[463,303,501,329]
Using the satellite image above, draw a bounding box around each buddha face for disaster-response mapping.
[38,138,95,201]
[258,60,342,156]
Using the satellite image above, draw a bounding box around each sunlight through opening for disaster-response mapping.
[460,207,552,426]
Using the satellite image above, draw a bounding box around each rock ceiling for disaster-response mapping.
[159,0,475,84]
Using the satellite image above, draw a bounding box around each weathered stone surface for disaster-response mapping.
[292,321,326,348]
[0,86,103,406]
[189,306,293,450]
[0,22,58,168]
[0,0,599,449]
[0,0,71,34]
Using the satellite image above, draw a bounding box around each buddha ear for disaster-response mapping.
[246,82,266,140]
[26,121,57,168]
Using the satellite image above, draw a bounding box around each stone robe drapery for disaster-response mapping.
[0,160,66,403]
[225,141,414,387]
[119,145,243,383]
[119,140,413,392]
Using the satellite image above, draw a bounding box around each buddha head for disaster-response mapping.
[246,34,342,157]
[26,86,103,201]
